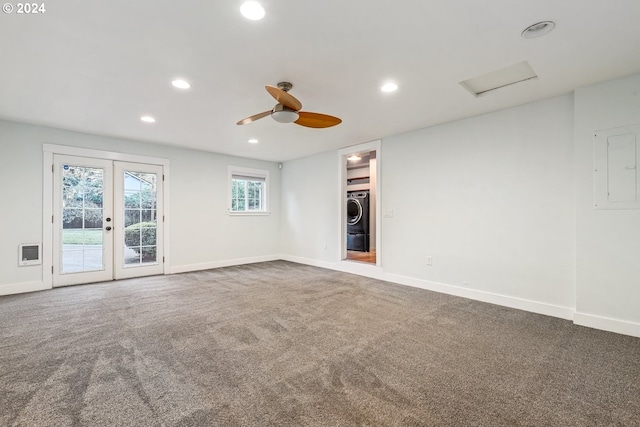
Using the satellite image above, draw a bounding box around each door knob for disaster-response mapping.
[106,217,112,222]
[105,226,112,231]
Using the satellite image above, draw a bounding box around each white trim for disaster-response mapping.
[0,281,49,296]
[162,163,171,273]
[227,211,271,216]
[574,312,640,338]
[43,143,170,166]
[168,254,280,274]
[42,150,53,288]
[338,140,382,266]
[384,272,575,320]
[281,254,575,321]
[280,254,339,271]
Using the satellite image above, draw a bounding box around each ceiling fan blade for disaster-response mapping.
[294,111,342,128]
[265,85,303,111]
[236,110,271,125]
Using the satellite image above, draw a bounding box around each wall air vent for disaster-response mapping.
[460,61,538,97]
[18,243,41,266]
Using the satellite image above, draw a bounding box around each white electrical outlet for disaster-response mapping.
[384,210,394,218]
[425,256,432,266]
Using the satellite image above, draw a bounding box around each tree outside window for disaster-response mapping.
[228,166,269,214]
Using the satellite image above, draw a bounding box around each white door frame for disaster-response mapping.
[43,144,171,289]
[338,140,382,269]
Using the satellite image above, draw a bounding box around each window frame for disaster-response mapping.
[227,166,270,215]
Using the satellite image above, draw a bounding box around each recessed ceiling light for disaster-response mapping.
[347,155,361,161]
[171,79,191,89]
[381,82,398,93]
[521,21,555,39]
[248,138,259,144]
[240,1,265,20]
[140,116,156,123]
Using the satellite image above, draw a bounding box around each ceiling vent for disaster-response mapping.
[460,61,538,97]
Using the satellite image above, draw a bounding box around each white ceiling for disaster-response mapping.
[1,0,639,162]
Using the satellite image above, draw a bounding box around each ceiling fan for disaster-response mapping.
[236,82,342,128]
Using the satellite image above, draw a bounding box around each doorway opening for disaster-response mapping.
[339,141,380,266]
[43,145,169,288]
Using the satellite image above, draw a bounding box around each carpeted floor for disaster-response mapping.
[1,260,639,426]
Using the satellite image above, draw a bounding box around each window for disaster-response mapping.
[228,166,269,214]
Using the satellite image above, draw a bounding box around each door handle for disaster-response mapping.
[105,226,112,231]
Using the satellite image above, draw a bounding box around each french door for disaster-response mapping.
[52,155,164,287]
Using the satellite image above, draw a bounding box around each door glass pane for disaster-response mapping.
[123,171,158,267]
[61,165,105,273]
[124,209,141,227]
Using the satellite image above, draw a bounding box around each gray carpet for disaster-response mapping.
[1,261,639,426]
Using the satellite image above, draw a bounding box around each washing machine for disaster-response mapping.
[347,191,369,251]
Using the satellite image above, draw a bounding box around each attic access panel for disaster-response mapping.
[460,61,538,97]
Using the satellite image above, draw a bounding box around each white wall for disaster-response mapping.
[280,150,339,264]
[573,73,640,334]
[282,95,577,318]
[0,119,281,293]
[382,95,576,308]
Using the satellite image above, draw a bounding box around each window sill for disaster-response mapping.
[227,211,271,216]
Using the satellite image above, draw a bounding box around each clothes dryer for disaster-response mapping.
[347,191,369,251]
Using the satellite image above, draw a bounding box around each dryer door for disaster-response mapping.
[347,198,363,233]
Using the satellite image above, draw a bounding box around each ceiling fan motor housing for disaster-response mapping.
[277,82,293,92]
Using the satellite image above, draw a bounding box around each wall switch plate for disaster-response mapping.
[384,210,394,218]
[425,256,432,266]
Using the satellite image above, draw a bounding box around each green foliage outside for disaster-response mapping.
[62,166,105,228]
[62,165,157,229]
[124,188,156,209]
[231,179,263,211]
[124,222,157,260]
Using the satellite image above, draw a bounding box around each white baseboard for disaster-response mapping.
[281,254,575,321]
[0,281,50,296]
[280,255,388,279]
[574,312,640,338]
[386,272,574,320]
[279,254,338,271]
[169,254,280,274]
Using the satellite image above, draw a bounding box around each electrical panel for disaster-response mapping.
[594,125,640,210]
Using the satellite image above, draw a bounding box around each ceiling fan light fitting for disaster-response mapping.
[271,105,299,123]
